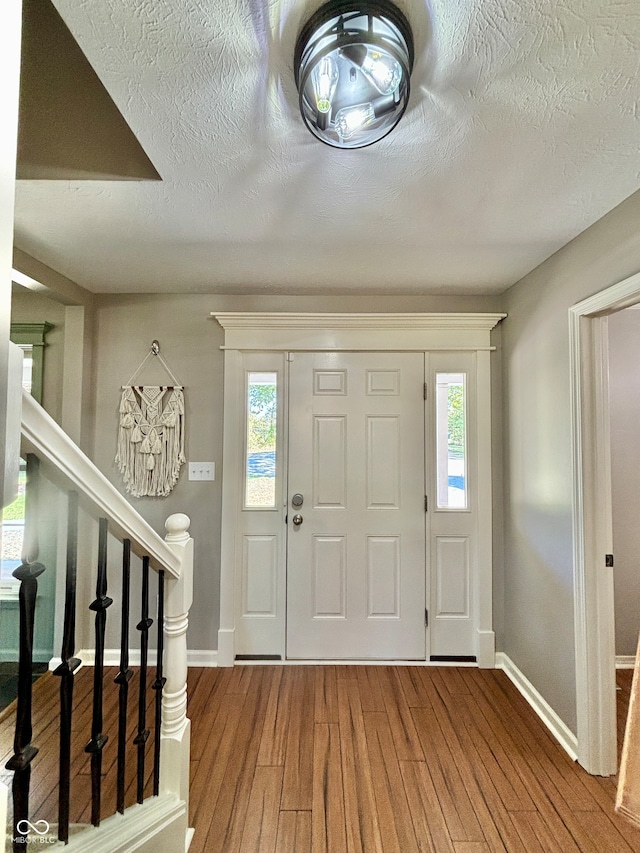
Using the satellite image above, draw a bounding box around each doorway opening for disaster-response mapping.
[569,270,640,775]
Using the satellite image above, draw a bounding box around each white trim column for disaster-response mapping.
[569,270,640,775]
[476,348,495,667]
[218,349,242,666]
[0,1,22,508]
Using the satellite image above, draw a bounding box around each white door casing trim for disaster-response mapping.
[569,270,640,775]
[214,313,504,667]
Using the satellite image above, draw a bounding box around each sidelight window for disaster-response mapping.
[436,372,467,509]
[244,372,278,508]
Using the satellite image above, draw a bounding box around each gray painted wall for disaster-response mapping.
[91,293,223,653]
[501,188,640,734]
[609,307,640,657]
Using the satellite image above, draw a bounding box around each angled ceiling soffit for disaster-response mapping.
[17,0,160,181]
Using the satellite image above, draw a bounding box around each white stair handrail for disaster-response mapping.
[16,390,194,851]
[20,389,180,577]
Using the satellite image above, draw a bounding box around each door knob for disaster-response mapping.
[292,514,303,526]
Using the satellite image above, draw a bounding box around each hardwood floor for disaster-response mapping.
[0,664,638,852]
[186,664,640,853]
[0,666,156,827]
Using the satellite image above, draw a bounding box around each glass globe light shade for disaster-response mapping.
[294,0,414,149]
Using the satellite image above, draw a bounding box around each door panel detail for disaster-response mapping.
[312,535,347,618]
[367,535,400,618]
[366,369,400,395]
[366,416,401,509]
[242,535,277,617]
[313,370,347,395]
[313,416,347,508]
[435,535,469,617]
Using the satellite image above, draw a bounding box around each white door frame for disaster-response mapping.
[213,312,504,667]
[569,271,640,775]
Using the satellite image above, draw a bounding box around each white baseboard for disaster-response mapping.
[476,629,496,668]
[496,652,578,762]
[185,649,218,667]
[75,648,218,668]
[616,655,636,669]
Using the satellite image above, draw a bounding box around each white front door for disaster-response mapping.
[286,352,426,660]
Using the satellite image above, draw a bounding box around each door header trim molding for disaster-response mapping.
[211,312,506,352]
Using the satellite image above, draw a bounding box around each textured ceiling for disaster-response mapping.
[12,0,640,295]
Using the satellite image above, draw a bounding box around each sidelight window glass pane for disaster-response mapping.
[436,372,467,509]
[245,372,277,508]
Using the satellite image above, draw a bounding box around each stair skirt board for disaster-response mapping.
[60,793,191,853]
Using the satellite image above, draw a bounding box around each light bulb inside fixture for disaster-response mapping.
[295,0,414,148]
[334,103,375,139]
[341,44,402,95]
[312,55,339,113]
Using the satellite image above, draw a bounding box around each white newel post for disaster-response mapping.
[160,513,193,820]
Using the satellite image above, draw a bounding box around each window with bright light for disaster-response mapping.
[245,372,277,509]
[436,372,467,509]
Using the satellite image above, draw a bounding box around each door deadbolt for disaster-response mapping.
[292,493,304,507]
[292,514,303,526]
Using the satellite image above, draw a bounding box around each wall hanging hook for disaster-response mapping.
[124,340,182,387]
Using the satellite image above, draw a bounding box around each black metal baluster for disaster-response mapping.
[114,539,133,814]
[5,455,45,852]
[85,518,112,826]
[53,490,81,844]
[152,570,166,796]
[134,556,153,804]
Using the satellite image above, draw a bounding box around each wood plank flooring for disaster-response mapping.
[0,664,637,852]
[188,665,640,853]
[0,665,156,828]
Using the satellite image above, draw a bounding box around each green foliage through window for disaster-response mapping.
[248,383,277,452]
[447,383,465,456]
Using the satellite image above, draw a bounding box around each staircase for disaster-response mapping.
[3,390,193,852]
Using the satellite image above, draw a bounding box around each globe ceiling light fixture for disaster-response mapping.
[294,0,414,149]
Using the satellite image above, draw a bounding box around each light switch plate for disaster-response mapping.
[188,462,215,481]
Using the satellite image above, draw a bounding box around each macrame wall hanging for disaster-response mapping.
[116,341,186,497]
